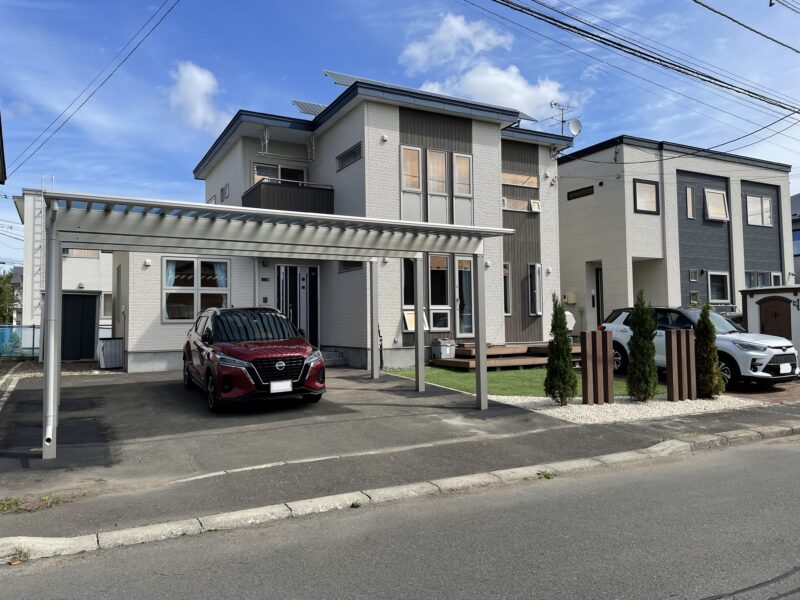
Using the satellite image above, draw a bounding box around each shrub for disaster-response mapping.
[626,289,658,403]
[544,294,577,406]
[696,304,725,398]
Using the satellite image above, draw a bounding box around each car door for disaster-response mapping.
[196,315,214,382]
[190,315,207,376]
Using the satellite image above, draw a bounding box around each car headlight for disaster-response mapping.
[305,350,322,364]
[733,341,768,352]
[218,353,252,369]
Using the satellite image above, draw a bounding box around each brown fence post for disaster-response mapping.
[581,331,614,405]
[666,329,697,401]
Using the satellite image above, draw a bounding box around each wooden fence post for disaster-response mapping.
[666,329,697,402]
[581,331,614,405]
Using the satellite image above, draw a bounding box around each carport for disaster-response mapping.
[38,190,511,459]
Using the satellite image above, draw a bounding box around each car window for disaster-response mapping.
[213,311,299,343]
[654,309,670,330]
[605,309,623,324]
[671,312,694,329]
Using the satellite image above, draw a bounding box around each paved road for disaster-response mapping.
[5,438,800,599]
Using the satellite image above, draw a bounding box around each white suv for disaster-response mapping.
[601,307,799,388]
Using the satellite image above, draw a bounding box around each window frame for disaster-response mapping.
[528,263,543,317]
[707,271,730,304]
[503,263,512,316]
[400,145,423,222]
[704,189,730,222]
[771,272,782,286]
[686,186,694,219]
[426,149,449,224]
[452,153,474,226]
[793,229,800,256]
[455,255,475,338]
[688,269,698,282]
[746,195,773,227]
[567,186,593,201]
[633,178,660,215]
[428,253,451,332]
[102,292,113,319]
[253,163,307,185]
[401,258,415,309]
[162,257,231,323]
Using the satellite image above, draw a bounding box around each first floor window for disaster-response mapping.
[746,271,782,288]
[529,263,543,316]
[633,179,659,214]
[163,258,230,321]
[102,293,113,318]
[689,290,700,305]
[503,263,511,316]
[745,271,756,288]
[772,272,782,286]
[707,272,730,304]
[429,254,450,331]
[746,195,773,227]
[402,258,415,307]
[456,257,474,336]
[704,189,729,221]
[794,229,800,256]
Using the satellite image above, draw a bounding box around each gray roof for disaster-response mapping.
[792,192,800,219]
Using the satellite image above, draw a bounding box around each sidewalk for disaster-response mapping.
[1,368,799,539]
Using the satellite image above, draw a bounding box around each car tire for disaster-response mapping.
[182,359,194,390]
[718,354,740,390]
[612,343,629,375]
[206,374,224,413]
[303,393,322,404]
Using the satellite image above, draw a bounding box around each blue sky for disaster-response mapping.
[1,0,799,263]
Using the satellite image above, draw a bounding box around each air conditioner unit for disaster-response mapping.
[530,200,542,213]
[562,291,577,304]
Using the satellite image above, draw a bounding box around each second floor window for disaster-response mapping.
[746,195,773,227]
[254,164,305,185]
[633,179,659,214]
[427,150,448,224]
[453,153,473,226]
[704,189,729,222]
[401,146,423,222]
[793,229,800,256]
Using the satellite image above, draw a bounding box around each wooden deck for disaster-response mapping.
[432,343,580,371]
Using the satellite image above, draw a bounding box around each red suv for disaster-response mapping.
[182,307,325,412]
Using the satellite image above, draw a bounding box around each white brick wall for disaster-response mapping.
[538,146,562,338]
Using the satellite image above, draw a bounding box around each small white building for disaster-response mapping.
[741,285,800,348]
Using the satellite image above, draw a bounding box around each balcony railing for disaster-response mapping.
[242,179,334,214]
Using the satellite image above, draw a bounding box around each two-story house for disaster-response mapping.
[557,135,793,331]
[109,72,570,372]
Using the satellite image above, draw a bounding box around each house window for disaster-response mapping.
[745,271,757,288]
[503,263,511,316]
[633,179,659,214]
[794,230,800,256]
[337,142,362,171]
[102,293,113,318]
[502,172,538,189]
[427,150,448,224]
[254,164,305,184]
[220,183,230,201]
[402,258,415,307]
[254,164,279,183]
[688,269,698,282]
[429,254,450,331]
[401,146,423,222]
[529,263,543,316]
[747,271,783,287]
[686,187,694,219]
[746,195,772,227]
[456,256,474,337]
[689,290,700,305]
[707,272,730,304]
[453,153,473,226]
[567,186,593,201]
[503,197,533,212]
[163,258,230,321]
[704,189,729,221]
[772,272,782,286]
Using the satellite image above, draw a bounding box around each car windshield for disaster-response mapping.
[213,311,299,342]
[683,309,741,334]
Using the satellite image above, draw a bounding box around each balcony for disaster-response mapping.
[241,179,334,214]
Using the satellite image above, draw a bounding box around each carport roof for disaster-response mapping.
[35,190,513,260]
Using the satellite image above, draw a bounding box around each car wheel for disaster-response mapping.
[612,343,628,375]
[303,393,322,404]
[182,359,194,390]
[718,355,740,390]
[206,374,224,413]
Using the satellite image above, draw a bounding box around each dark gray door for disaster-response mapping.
[595,268,604,326]
[62,294,97,361]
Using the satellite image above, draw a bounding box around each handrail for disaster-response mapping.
[243,178,334,198]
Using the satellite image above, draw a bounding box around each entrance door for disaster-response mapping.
[455,256,474,337]
[62,294,97,360]
[595,268,605,326]
[759,297,791,339]
[276,265,319,346]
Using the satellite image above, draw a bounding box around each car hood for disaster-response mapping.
[718,332,795,349]
[215,339,314,361]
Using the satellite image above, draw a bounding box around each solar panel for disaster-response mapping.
[292,100,327,116]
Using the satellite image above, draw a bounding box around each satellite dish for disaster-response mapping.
[569,118,582,136]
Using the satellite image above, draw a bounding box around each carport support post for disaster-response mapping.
[42,203,62,459]
[414,254,425,392]
[473,252,488,410]
[369,259,380,379]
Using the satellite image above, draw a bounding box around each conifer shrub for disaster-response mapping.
[625,289,658,403]
[544,294,578,406]
[696,304,725,398]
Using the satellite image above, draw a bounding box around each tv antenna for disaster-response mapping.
[549,101,576,135]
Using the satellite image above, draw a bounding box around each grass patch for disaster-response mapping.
[0,498,22,513]
[8,547,30,565]
[0,495,61,514]
[390,366,667,397]
[536,470,555,480]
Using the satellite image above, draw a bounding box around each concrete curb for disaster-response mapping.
[3,423,799,565]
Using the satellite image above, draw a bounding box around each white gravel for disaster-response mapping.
[489,393,767,424]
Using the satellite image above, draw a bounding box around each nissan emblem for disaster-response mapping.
[275,361,286,371]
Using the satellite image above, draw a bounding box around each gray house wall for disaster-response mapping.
[677,170,732,306]
[741,180,783,276]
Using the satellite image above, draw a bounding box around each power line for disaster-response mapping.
[7,0,183,179]
[775,0,800,16]
[691,0,800,54]
[487,0,800,113]
[7,0,172,170]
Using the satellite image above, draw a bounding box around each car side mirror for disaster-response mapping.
[201,331,213,344]
[298,328,306,337]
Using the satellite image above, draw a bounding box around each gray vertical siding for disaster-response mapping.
[503,210,543,341]
[502,140,539,174]
[741,180,783,275]
[677,171,732,306]
[399,108,472,153]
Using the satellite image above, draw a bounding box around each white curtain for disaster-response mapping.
[165,260,177,287]
[213,262,228,288]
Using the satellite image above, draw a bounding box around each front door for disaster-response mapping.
[62,294,97,361]
[455,256,474,337]
[759,297,791,339]
[276,265,319,346]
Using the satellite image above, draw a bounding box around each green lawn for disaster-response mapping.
[391,366,667,397]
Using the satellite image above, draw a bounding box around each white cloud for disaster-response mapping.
[399,13,513,75]
[169,61,230,133]
[422,63,570,121]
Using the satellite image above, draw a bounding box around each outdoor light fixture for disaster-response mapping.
[484,260,491,268]
[143,258,152,267]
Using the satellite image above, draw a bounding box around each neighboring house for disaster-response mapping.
[111,71,571,372]
[558,135,793,331]
[792,192,800,276]
[13,194,114,360]
[10,266,23,325]
[0,111,6,185]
